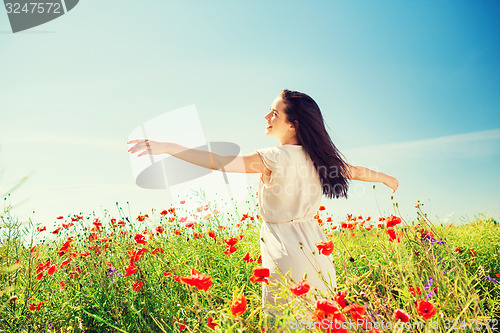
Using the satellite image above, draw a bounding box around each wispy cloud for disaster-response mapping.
[0,132,125,150]
[345,128,500,160]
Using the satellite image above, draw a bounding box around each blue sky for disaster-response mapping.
[0,1,499,229]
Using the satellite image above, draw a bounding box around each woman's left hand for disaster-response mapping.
[127,139,166,156]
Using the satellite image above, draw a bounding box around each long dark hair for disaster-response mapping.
[281,89,351,199]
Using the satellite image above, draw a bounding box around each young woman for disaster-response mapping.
[127,89,399,324]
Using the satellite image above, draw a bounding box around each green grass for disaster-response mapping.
[1,190,499,333]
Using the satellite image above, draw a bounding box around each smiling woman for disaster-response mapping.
[127,89,399,325]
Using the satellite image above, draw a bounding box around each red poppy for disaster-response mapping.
[47,265,57,275]
[160,210,168,215]
[152,248,163,256]
[242,252,251,263]
[315,240,334,255]
[312,299,345,330]
[36,272,43,281]
[37,226,46,232]
[80,251,90,258]
[179,268,213,291]
[469,249,476,256]
[386,215,402,227]
[29,301,43,311]
[134,234,147,245]
[334,290,349,308]
[61,259,71,267]
[124,263,137,276]
[180,200,186,204]
[290,279,311,297]
[163,272,173,277]
[394,309,410,322]
[319,206,326,211]
[224,237,239,246]
[52,227,63,235]
[208,230,216,240]
[57,216,64,219]
[174,229,181,235]
[207,317,217,330]
[416,300,437,320]
[230,293,247,316]
[156,226,164,233]
[132,281,143,291]
[194,232,203,239]
[409,286,422,296]
[455,247,463,253]
[127,248,147,262]
[60,280,67,289]
[249,266,270,284]
[496,272,500,278]
[344,303,366,321]
[387,229,402,242]
[341,222,348,229]
[224,245,237,256]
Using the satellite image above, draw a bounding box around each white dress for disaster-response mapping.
[255,144,337,319]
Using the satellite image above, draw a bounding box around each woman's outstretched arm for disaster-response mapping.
[347,164,399,193]
[127,139,265,174]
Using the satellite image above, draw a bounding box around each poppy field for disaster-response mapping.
[1,190,499,333]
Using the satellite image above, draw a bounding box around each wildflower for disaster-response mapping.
[230,293,247,316]
[88,233,97,242]
[386,215,402,228]
[334,291,349,308]
[174,229,181,235]
[179,268,213,291]
[152,248,164,256]
[160,210,168,215]
[469,249,476,256]
[208,230,216,240]
[132,281,143,291]
[29,301,43,311]
[37,226,46,232]
[60,280,67,289]
[180,200,186,204]
[386,229,399,242]
[193,232,203,239]
[315,240,334,255]
[249,266,270,285]
[36,272,43,281]
[128,248,148,262]
[394,309,410,322]
[312,299,345,331]
[124,263,137,277]
[416,300,437,320]
[455,247,463,253]
[319,206,326,211]
[52,227,63,235]
[156,226,164,233]
[224,237,239,246]
[80,251,90,258]
[47,265,57,275]
[61,259,71,268]
[344,303,366,321]
[409,286,422,296]
[134,234,147,245]
[57,216,64,219]
[242,252,252,263]
[290,280,311,297]
[423,278,435,299]
[207,317,217,330]
[224,245,237,256]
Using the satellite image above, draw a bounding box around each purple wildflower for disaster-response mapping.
[107,266,124,283]
[423,277,435,300]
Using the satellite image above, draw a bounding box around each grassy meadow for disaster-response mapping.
[1,188,499,333]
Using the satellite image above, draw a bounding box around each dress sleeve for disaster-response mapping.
[255,146,282,172]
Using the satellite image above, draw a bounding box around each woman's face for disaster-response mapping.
[264,94,295,140]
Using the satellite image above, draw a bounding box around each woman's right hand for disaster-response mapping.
[127,139,167,157]
[383,176,399,193]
